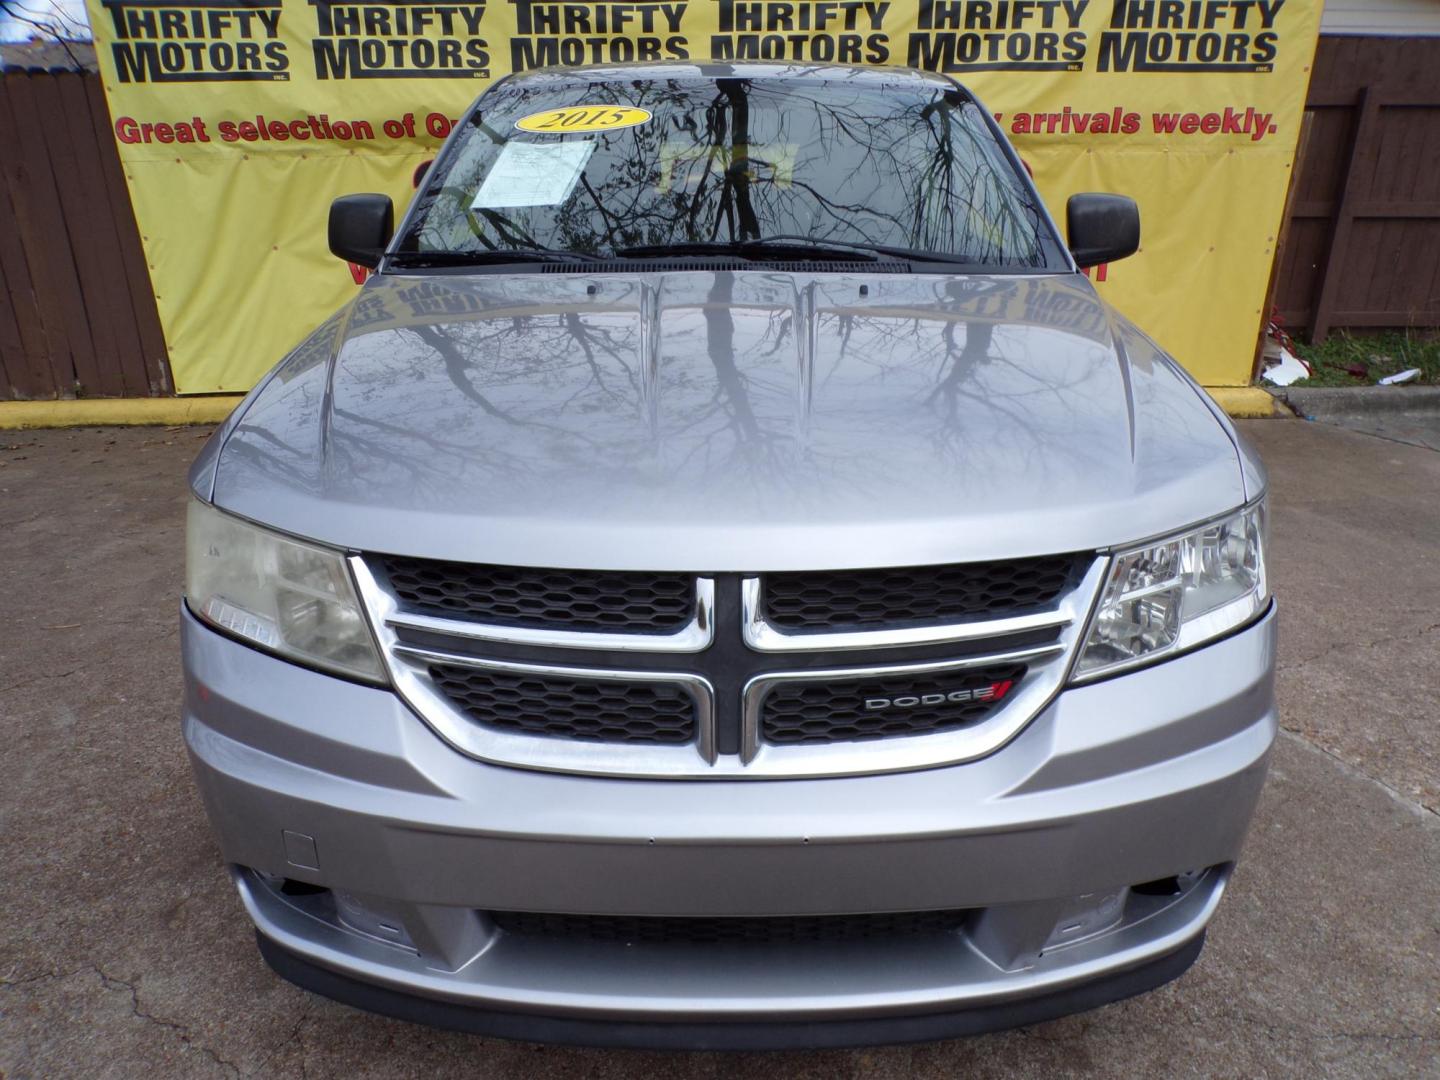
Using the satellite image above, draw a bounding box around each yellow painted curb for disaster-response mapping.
[1204,387,1281,419]
[0,396,244,429]
[3,387,1280,428]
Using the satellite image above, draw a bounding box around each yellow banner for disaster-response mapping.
[86,0,1322,392]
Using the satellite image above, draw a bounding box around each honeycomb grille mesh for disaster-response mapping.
[490,909,969,945]
[761,664,1027,745]
[762,556,1082,629]
[377,556,694,631]
[429,665,695,744]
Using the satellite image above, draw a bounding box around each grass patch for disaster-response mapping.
[1290,330,1440,387]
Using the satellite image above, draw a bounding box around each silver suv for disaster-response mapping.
[182,62,1275,1049]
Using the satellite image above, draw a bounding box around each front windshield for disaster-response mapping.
[397,73,1064,268]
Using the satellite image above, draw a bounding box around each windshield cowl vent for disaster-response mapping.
[542,260,914,275]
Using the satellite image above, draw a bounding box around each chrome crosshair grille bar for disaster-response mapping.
[350,556,1109,780]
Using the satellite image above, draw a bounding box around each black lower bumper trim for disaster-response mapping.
[256,930,1207,1051]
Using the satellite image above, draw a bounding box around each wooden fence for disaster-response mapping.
[1273,36,1440,342]
[0,70,171,400]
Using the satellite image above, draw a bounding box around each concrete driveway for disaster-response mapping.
[2,418,1436,1078]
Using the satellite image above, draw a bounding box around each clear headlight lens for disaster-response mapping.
[186,500,385,683]
[1073,499,1268,682]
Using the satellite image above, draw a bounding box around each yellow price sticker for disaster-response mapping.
[515,105,653,134]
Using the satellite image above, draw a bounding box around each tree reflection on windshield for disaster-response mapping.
[400,74,1061,268]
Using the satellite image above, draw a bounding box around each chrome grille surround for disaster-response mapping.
[739,642,1072,777]
[352,555,1108,780]
[354,558,716,776]
[742,575,1088,653]
[379,578,714,654]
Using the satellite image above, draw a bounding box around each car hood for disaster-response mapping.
[208,270,1246,571]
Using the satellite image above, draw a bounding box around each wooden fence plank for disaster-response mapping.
[1358,219,1403,320]
[0,250,27,396]
[0,170,56,398]
[1310,87,1380,343]
[28,71,127,397]
[83,74,170,395]
[1273,36,1440,338]
[1307,89,1440,109]
[0,73,95,398]
[0,74,79,398]
[1292,200,1440,220]
[54,71,149,397]
[0,71,172,399]
[1326,311,1440,328]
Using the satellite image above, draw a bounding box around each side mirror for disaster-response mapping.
[328,193,393,268]
[1066,193,1140,269]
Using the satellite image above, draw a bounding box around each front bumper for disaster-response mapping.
[183,603,1277,1047]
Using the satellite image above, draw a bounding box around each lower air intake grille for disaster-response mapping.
[761,664,1027,745]
[377,556,694,632]
[490,909,969,945]
[762,556,1083,629]
[429,665,695,744]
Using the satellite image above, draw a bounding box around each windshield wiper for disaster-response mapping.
[616,239,882,263]
[387,247,600,268]
[616,237,983,265]
[757,235,989,265]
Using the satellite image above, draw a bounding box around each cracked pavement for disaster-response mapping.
[2,420,1437,1078]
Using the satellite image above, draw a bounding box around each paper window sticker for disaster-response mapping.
[471,140,597,210]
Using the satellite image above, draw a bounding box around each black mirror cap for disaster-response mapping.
[1067,193,1141,269]
[329,193,394,268]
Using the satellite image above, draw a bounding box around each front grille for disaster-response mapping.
[378,555,694,632]
[761,663,1027,745]
[490,909,969,945]
[762,556,1083,629]
[429,664,695,744]
[365,547,1097,777]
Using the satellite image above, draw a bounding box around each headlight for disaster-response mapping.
[1073,499,1268,682]
[186,500,385,683]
